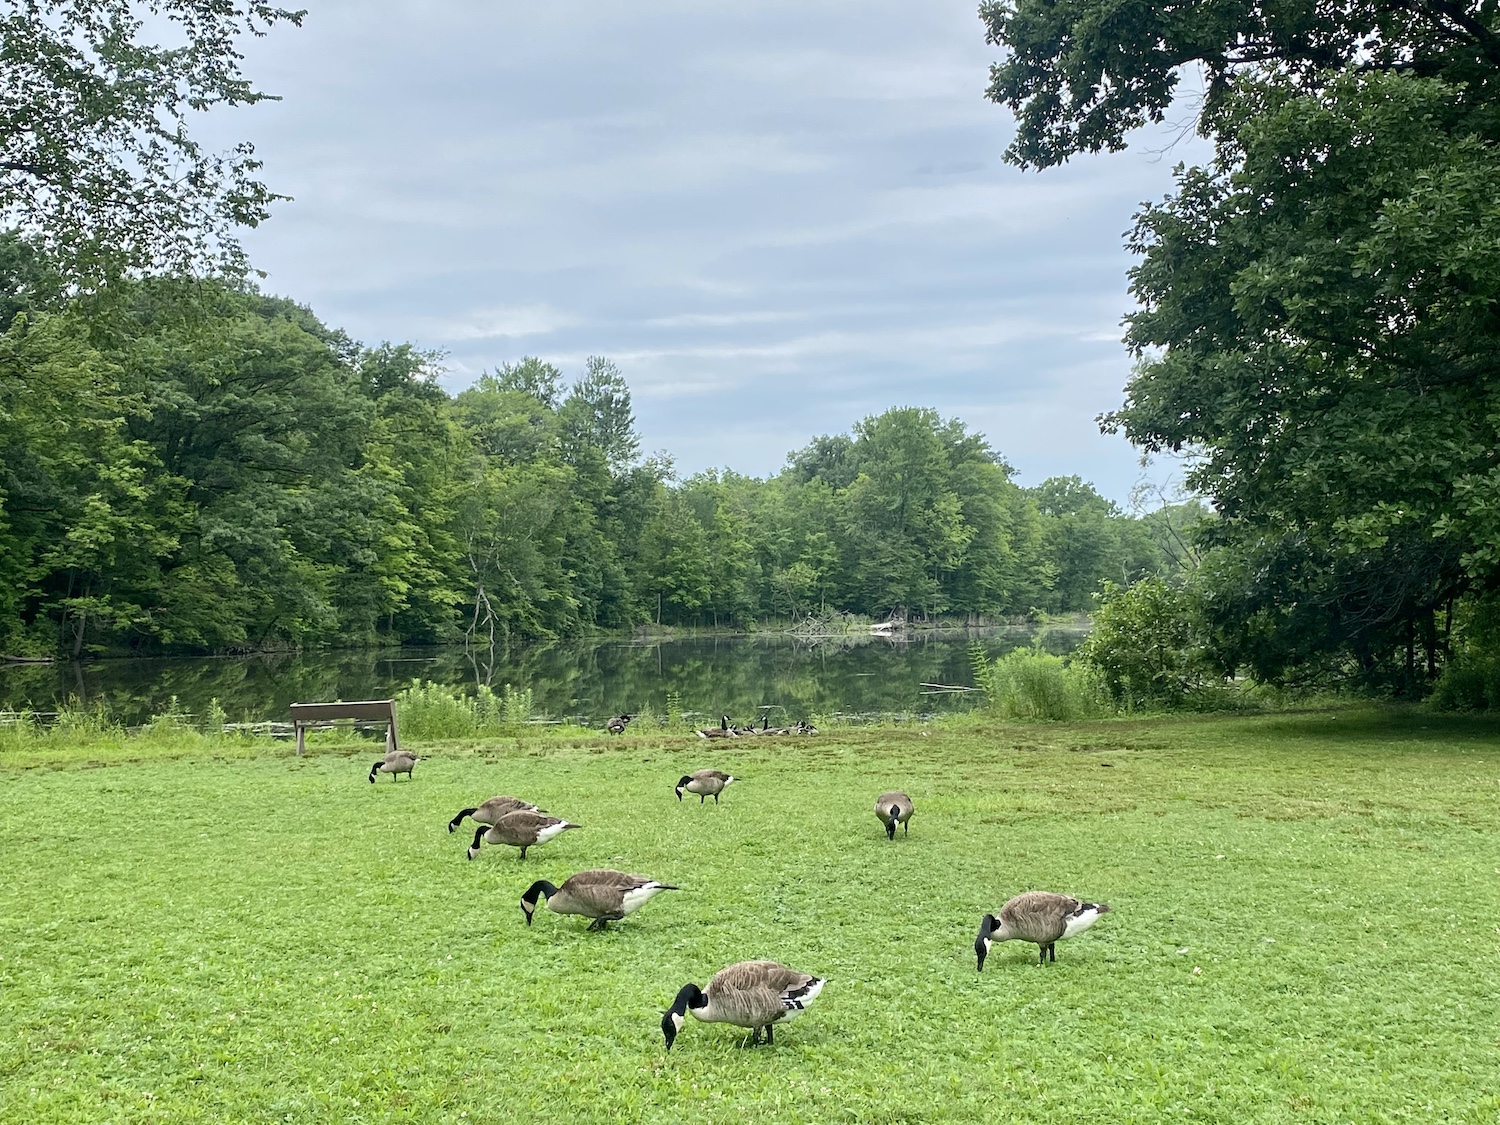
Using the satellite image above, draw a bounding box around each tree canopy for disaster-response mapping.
[1,0,303,282]
[0,276,1185,656]
[985,0,1500,697]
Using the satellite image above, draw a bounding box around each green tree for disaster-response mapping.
[985,0,1500,693]
[2,1,303,282]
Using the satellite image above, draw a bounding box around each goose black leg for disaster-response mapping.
[765,1023,774,1045]
[713,793,719,804]
[1038,945,1046,966]
[518,846,528,860]
[700,794,706,804]
[586,918,607,932]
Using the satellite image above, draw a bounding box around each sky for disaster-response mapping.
[216,0,1208,505]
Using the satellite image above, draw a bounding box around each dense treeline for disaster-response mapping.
[0,267,1190,657]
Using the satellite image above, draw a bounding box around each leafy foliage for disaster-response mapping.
[1,1,304,282]
[0,272,1190,655]
[986,0,1500,702]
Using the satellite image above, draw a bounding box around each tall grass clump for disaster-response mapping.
[395,681,538,740]
[395,682,485,740]
[500,683,534,727]
[663,690,684,730]
[972,643,1107,720]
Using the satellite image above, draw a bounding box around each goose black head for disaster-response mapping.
[975,913,998,972]
[520,880,558,924]
[368,760,384,783]
[662,983,705,1050]
[467,824,488,860]
[885,813,898,841]
[675,776,692,800]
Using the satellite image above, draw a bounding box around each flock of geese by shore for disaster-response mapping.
[363,729,1112,1050]
[606,714,819,738]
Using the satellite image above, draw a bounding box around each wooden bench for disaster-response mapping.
[289,700,400,757]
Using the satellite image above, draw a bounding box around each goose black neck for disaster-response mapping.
[368,761,383,782]
[669,982,706,1016]
[521,880,559,907]
[471,825,488,850]
[449,808,477,832]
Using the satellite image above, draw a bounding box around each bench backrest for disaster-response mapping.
[290,700,396,723]
[289,699,399,756]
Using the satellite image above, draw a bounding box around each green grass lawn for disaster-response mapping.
[3,709,1499,1123]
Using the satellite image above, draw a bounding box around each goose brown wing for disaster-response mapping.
[706,961,816,1027]
[559,869,653,914]
[1000,891,1080,943]
[490,810,564,845]
[875,791,912,820]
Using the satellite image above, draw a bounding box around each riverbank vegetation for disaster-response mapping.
[3,712,1497,1122]
[0,269,1195,659]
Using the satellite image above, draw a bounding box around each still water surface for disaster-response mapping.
[0,626,1083,726]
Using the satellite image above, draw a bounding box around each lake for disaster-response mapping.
[0,625,1085,728]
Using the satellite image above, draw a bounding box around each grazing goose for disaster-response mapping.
[368,750,419,783]
[793,719,818,735]
[874,791,914,840]
[975,891,1112,969]
[696,715,736,739]
[676,769,739,804]
[661,960,825,1049]
[521,869,679,931]
[467,810,580,860]
[606,714,632,734]
[447,794,539,834]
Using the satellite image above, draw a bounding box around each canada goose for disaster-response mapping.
[447,795,539,834]
[606,714,631,734]
[368,750,419,783]
[696,715,736,739]
[975,891,1112,969]
[676,769,739,804]
[874,791,913,840]
[793,720,818,735]
[662,960,825,1049]
[467,810,580,860]
[520,869,679,931]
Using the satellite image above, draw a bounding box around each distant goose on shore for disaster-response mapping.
[662,960,825,1049]
[521,869,679,931]
[606,714,631,734]
[676,769,739,804]
[975,891,1112,969]
[447,795,539,834]
[793,720,817,735]
[874,791,913,840]
[368,750,419,783]
[696,716,736,739]
[467,810,579,860]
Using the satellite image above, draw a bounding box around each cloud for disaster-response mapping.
[214,0,1211,504]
